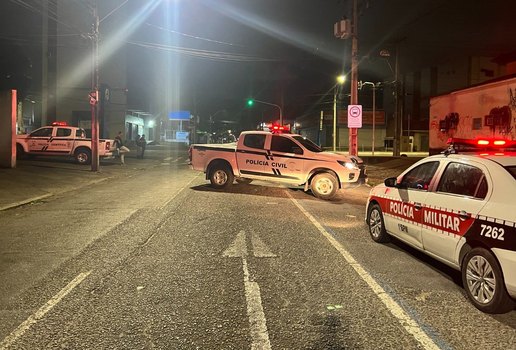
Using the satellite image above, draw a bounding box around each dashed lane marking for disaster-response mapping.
[287,192,442,350]
[0,271,92,350]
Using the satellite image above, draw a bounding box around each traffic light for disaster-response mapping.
[247,99,254,107]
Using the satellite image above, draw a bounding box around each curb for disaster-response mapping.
[0,194,53,211]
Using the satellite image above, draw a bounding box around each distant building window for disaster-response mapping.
[473,118,482,130]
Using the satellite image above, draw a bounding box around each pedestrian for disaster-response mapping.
[114,131,130,165]
[139,134,147,159]
[136,134,142,159]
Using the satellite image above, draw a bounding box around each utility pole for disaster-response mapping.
[348,0,359,156]
[90,1,100,171]
[393,45,401,156]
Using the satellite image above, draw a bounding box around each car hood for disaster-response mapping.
[317,151,364,164]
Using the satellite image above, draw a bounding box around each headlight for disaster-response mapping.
[337,160,358,169]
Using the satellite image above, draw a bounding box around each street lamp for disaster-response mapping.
[359,81,380,156]
[246,99,283,125]
[333,75,346,152]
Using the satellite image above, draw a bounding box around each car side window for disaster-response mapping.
[30,128,53,137]
[271,135,302,154]
[57,128,72,137]
[399,161,439,190]
[243,134,266,149]
[437,162,488,199]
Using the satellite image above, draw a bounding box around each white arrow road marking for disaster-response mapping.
[223,230,247,258]
[287,193,442,350]
[224,230,272,350]
[0,271,92,350]
[251,233,277,258]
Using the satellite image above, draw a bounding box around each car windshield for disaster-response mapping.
[292,136,322,152]
[505,166,516,180]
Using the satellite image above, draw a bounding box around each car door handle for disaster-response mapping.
[414,202,422,210]
[459,210,470,220]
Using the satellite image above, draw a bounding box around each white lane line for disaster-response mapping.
[242,258,272,350]
[171,157,183,163]
[163,157,173,161]
[0,271,92,350]
[158,174,200,210]
[223,231,272,350]
[287,193,441,350]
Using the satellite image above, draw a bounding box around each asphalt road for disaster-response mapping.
[0,148,514,349]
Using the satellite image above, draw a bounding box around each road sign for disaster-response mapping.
[348,104,362,128]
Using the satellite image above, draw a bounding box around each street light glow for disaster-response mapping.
[337,75,346,84]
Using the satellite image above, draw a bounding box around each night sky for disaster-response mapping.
[2,0,516,130]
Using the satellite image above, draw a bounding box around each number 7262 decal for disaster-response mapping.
[480,224,505,241]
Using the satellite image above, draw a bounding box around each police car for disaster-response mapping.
[365,138,516,313]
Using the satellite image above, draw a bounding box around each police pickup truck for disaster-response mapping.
[16,122,115,164]
[189,130,366,200]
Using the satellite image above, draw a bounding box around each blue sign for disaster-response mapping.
[168,110,191,120]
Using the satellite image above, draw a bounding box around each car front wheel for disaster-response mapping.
[367,203,390,243]
[311,173,338,200]
[462,247,514,314]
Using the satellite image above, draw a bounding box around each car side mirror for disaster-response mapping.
[384,177,397,187]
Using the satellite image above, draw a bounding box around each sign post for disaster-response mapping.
[348,104,363,129]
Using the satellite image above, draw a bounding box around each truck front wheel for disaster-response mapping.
[209,165,234,189]
[311,172,338,200]
[75,148,91,165]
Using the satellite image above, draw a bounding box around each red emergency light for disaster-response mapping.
[446,137,516,153]
[270,124,290,133]
[51,121,68,126]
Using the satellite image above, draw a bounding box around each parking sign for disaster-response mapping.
[348,105,362,128]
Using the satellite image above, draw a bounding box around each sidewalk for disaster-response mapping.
[0,143,185,211]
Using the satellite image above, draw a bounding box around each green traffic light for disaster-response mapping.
[247,99,254,107]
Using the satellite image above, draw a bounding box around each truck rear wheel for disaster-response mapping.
[16,144,27,160]
[311,172,338,200]
[209,165,234,189]
[75,148,91,165]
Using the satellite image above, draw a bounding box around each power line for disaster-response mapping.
[145,22,243,48]
[126,39,278,62]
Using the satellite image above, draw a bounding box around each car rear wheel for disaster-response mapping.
[462,247,514,314]
[367,203,390,243]
[209,165,234,189]
[75,148,91,165]
[311,173,338,200]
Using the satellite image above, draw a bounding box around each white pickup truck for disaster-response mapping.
[16,123,115,164]
[189,131,367,200]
